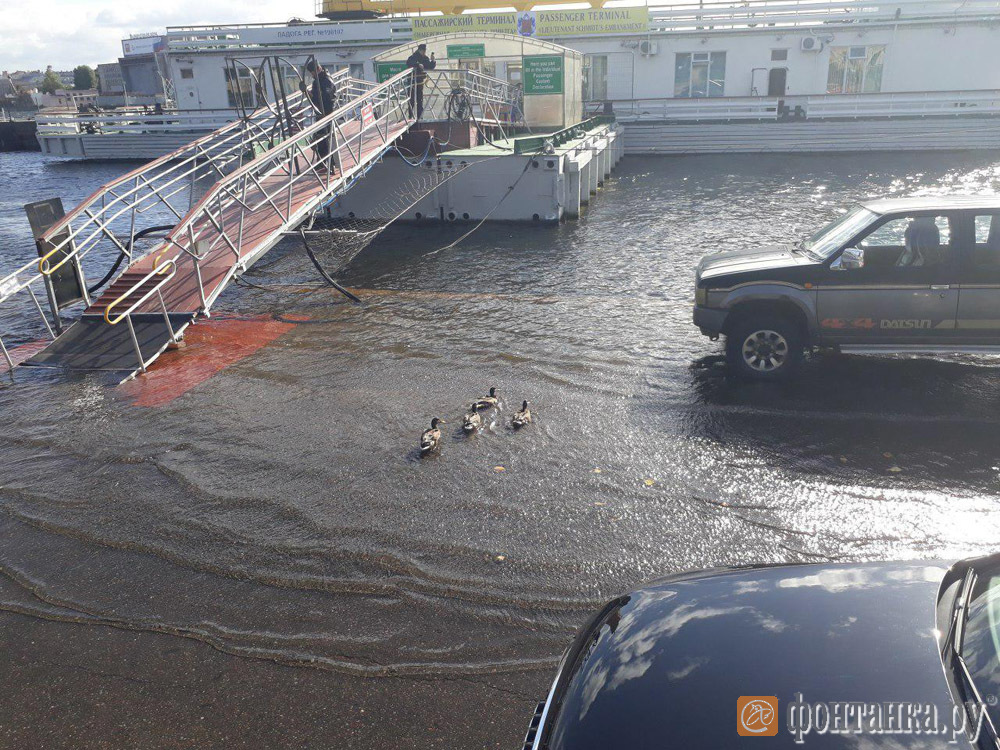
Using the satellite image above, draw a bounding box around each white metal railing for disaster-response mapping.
[34,70,359,276]
[593,89,1000,122]
[157,0,1000,52]
[804,89,1000,118]
[592,96,782,121]
[104,69,416,326]
[0,74,353,370]
[1,108,36,122]
[35,109,239,136]
[643,0,1000,32]
[420,68,523,136]
[102,68,518,322]
[3,68,519,374]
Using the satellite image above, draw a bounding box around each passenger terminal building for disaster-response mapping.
[163,0,997,104]
[35,0,1000,156]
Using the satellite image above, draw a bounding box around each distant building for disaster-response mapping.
[120,34,169,100]
[0,72,17,100]
[32,88,98,109]
[11,70,45,89]
[97,63,125,94]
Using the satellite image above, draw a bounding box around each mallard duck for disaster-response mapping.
[473,387,499,411]
[420,418,444,454]
[512,400,532,428]
[462,404,482,433]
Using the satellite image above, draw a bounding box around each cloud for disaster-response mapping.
[3,0,314,70]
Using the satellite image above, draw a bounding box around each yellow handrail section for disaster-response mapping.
[38,244,73,276]
[103,258,176,325]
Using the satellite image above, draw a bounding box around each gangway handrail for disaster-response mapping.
[100,257,180,374]
[112,68,422,317]
[103,258,177,326]
[166,69,415,257]
[182,71,411,215]
[33,96,313,278]
[40,95,306,244]
[2,67,519,376]
[166,67,513,255]
[1,78,343,367]
[33,69,360,285]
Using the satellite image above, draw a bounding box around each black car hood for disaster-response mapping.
[544,561,960,750]
[697,244,818,282]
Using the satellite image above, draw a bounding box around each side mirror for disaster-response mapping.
[831,246,865,271]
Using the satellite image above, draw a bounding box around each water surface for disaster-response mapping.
[2,149,1000,746]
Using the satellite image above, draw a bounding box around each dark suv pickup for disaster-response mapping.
[693,196,1000,379]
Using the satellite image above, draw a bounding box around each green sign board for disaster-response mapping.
[375,61,407,83]
[446,43,486,59]
[523,55,564,95]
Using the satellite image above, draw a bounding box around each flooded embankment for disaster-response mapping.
[1,150,1000,748]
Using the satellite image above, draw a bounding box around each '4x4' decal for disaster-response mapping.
[820,318,876,330]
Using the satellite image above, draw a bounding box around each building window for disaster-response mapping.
[771,49,788,61]
[277,64,305,97]
[179,68,194,80]
[349,63,365,80]
[224,67,255,108]
[674,52,726,98]
[826,45,885,94]
[583,54,608,100]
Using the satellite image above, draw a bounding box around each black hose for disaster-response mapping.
[87,224,175,295]
[299,228,362,304]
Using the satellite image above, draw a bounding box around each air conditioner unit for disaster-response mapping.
[800,36,823,52]
[639,40,659,56]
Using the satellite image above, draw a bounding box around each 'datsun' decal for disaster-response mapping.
[879,319,932,329]
[821,318,936,330]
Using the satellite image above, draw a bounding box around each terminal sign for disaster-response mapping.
[411,8,649,39]
[523,55,564,95]
[376,61,408,83]
[446,44,486,59]
[361,103,375,127]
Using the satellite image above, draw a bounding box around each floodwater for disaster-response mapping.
[2,149,1000,748]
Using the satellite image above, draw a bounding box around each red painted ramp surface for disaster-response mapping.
[118,315,301,406]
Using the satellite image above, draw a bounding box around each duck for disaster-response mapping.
[462,404,482,433]
[512,400,532,428]
[473,387,499,411]
[420,418,445,454]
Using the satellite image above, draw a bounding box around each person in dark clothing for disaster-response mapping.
[304,59,338,162]
[405,44,436,120]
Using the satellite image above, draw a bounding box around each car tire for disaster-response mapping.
[726,315,803,380]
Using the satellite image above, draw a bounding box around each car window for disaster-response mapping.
[857,214,952,268]
[803,207,876,259]
[972,214,1000,268]
[961,567,1000,730]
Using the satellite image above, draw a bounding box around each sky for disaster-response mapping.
[3,0,316,71]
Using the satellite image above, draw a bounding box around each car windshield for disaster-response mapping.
[960,561,1000,731]
[801,207,877,259]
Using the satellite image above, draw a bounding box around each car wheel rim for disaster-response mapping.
[741,330,789,372]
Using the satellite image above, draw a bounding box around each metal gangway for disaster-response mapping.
[1,66,520,380]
